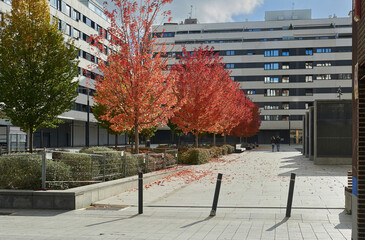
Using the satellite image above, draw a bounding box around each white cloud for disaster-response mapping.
[163,0,264,23]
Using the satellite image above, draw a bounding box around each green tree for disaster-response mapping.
[92,103,123,149]
[0,0,79,152]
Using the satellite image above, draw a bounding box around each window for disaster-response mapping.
[82,33,89,42]
[282,116,290,121]
[230,76,235,81]
[305,75,313,82]
[282,49,290,56]
[339,73,352,79]
[264,77,279,83]
[305,89,313,96]
[264,115,279,121]
[282,103,289,109]
[316,62,331,67]
[305,62,313,69]
[282,76,289,83]
[73,28,80,39]
[316,48,331,53]
[264,105,279,110]
[305,48,313,55]
[316,74,331,80]
[72,9,81,21]
[266,89,280,96]
[264,50,279,57]
[226,50,235,56]
[265,63,279,70]
[226,63,235,69]
[62,3,71,16]
[65,24,71,36]
[247,90,256,95]
[282,63,289,69]
[83,16,95,29]
[50,0,57,8]
[282,89,290,96]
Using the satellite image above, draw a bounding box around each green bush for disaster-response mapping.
[223,145,235,154]
[181,148,210,165]
[0,153,70,190]
[220,145,228,155]
[79,146,114,154]
[52,152,100,181]
[209,146,223,158]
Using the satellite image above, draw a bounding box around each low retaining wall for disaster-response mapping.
[0,166,189,210]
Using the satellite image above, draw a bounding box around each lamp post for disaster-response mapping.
[86,87,90,147]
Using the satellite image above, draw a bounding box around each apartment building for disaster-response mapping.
[153,9,352,144]
[0,0,127,149]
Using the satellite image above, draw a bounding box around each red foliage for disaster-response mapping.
[89,0,175,153]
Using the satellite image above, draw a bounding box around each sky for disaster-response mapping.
[97,0,352,24]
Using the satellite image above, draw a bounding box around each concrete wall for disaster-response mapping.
[0,167,189,210]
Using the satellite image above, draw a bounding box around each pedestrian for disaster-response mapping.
[271,136,276,152]
[276,135,281,152]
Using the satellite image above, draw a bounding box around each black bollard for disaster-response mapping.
[138,172,143,214]
[286,173,296,217]
[210,173,223,216]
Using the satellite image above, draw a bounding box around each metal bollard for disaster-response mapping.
[138,172,143,214]
[210,173,223,216]
[286,173,296,217]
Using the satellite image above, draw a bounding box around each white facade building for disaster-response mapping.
[0,0,127,148]
[153,9,352,144]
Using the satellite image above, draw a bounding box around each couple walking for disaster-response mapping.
[271,136,281,152]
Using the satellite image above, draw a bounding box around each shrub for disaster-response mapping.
[220,145,228,155]
[0,153,70,190]
[79,146,114,154]
[209,146,223,158]
[223,145,235,154]
[52,152,100,181]
[181,148,210,165]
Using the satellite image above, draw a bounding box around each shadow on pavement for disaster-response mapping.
[266,217,288,231]
[180,216,213,228]
[5,209,69,217]
[278,154,350,177]
[85,213,140,227]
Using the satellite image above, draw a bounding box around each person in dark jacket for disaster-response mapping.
[276,136,281,152]
[271,136,276,152]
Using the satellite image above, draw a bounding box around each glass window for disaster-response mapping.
[305,62,313,69]
[305,49,313,55]
[282,76,289,83]
[265,63,279,70]
[72,10,81,21]
[264,115,279,121]
[264,77,279,83]
[264,105,279,110]
[50,0,57,8]
[282,103,289,109]
[282,89,289,96]
[282,49,290,56]
[226,50,235,56]
[65,24,71,36]
[316,48,332,53]
[73,28,80,39]
[226,63,235,69]
[282,63,289,69]
[305,89,313,96]
[316,62,332,67]
[247,90,256,95]
[266,89,280,96]
[305,75,313,82]
[264,50,279,57]
[316,74,331,80]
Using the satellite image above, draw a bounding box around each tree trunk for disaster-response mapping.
[171,132,174,145]
[239,137,242,144]
[115,134,118,149]
[195,134,198,148]
[178,135,181,147]
[29,129,34,153]
[223,135,227,145]
[135,125,139,154]
[213,133,216,146]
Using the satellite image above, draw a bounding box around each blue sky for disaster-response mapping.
[97,0,352,24]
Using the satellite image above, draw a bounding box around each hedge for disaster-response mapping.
[181,148,210,165]
[0,153,70,190]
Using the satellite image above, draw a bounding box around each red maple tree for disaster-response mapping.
[171,46,232,147]
[91,0,175,153]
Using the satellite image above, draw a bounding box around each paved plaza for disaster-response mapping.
[0,145,352,239]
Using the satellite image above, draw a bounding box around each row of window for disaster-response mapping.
[262,115,303,121]
[156,24,351,37]
[231,73,352,82]
[79,67,103,80]
[162,47,351,59]
[173,34,351,45]
[260,102,314,110]
[245,87,351,96]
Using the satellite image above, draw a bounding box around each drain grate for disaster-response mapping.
[86,205,128,211]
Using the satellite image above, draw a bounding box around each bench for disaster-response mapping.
[235,144,246,153]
